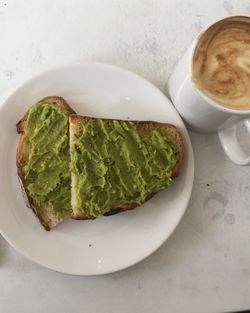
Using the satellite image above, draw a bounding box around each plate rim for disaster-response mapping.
[0,62,194,275]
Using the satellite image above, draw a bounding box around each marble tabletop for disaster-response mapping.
[1,1,250,312]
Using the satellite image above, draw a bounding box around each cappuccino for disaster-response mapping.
[192,16,250,111]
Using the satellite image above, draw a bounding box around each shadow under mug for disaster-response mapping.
[168,15,250,166]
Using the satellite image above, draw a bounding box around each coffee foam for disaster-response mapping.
[192,16,250,111]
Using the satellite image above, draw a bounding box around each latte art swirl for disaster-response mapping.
[192,16,250,110]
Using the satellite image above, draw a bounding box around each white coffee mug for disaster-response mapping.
[168,16,250,166]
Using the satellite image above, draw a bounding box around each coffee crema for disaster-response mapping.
[192,16,250,111]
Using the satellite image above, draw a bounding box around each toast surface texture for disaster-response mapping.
[70,115,184,220]
[16,96,76,230]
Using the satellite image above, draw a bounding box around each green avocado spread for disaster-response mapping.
[22,103,71,218]
[71,120,177,218]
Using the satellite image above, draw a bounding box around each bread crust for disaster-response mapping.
[70,115,184,220]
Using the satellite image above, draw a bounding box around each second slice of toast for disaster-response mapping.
[70,115,184,219]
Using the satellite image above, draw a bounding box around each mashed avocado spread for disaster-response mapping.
[22,103,71,217]
[71,120,177,218]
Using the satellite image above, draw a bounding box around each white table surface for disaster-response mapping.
[1,1,250,312]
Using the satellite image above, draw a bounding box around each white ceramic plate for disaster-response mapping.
[0,63,194,275]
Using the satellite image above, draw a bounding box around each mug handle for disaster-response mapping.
[218,116,250,165]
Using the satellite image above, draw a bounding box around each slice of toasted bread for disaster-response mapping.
[70,115,184,220]
[16,96,76,230]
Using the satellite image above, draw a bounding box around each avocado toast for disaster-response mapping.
[16,96,76,230]
[16,97,184,230]
[70,116,183,220]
